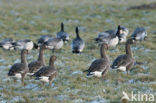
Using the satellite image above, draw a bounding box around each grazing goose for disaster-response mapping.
[44,37,63,50]
[111,38,135,75]
[83,43,110,78]
[95,25,121,47]
[131,27,147,41]
[56,22,69,42]
[8,49,29,85]
[38,35,53,46]
[28,45,46,76]
[33,55,57,86]
[14,39,38,51]
[71,27,85,53]
[0,38,16,50]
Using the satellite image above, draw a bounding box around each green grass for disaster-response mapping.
[0,0,156,102]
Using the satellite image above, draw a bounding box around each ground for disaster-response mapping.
[0,0,156,103]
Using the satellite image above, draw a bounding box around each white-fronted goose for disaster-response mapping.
[28,45,46,76]
[8,49,29,85]
[44,37,63,50]
[83,43,110,78]
[0,38,15,50]
[111,38,135,75]
[71,27,85,53]
[131,27,147,41]
[95,25,121,47]
[56,22,69,42]
[33,55,57,86]
[14,39,38,51]
[37,35,53,46]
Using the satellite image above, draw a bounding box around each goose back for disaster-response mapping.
[72,27,85,53]
[131,27,147,41]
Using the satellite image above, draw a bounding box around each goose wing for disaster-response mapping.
[33,66,56,77]
[72,38,85,50]
[28,61,44,73]
[8,63,27,76]
[57,32,69,41]
[38,35,52,44]
[111,55,133,69]
[87,59,109,72]
[131,27,147,40]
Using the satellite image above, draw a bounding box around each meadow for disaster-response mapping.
[0,0,156,102]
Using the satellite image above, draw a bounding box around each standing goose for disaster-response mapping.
[0,38,16,50]
[83,43,110,78]
[14,39,38,51]
[95,25,121,47]
[71,27,85,53]
[37,35,53,46]
[56,22,69,42]
[111,38,135,75]
[28,45,46,76]
[44,37,63,50]
[33,55,57,86]
[131,27,147,41]
[8,49,29,85]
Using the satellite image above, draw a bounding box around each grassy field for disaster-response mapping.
[0,0,156,102]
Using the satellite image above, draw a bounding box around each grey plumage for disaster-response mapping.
[13,39,38,51]
[71,27,85,53]
[56,22,69,42]
[28,45,46,75]
[131,27,147,41]
[8,49,29,85]
[84,43,110,78]
[111,38,135,73]
[38,35,53,45]
[44,38,63,50]
[0,38,15,50]
[33,55,57,86]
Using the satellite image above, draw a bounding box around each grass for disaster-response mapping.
[0,0,156,102]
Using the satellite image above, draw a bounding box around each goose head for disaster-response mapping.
[22,49,29,54]
[126,38,136,44]
[49,55,57,66]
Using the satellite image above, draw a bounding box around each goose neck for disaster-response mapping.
[126,42,133,57]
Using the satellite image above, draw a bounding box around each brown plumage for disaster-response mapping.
[111,38,135,75]
[8,49,29,86]
[28,45,46,75]
[33,55,57,86]
[84,43,110,78]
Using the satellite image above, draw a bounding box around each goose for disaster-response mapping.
[118,26,129,43]
[33,55,57,86]
[56,22,69,42]
[95,25,121,47]
[13,39,38,51]
[37,35,53,46]
[111,38,135,75]
[83,43,110,78]
[71,27,85,53]
[8,49,29,86]
[131,27,147,41]
[28,45,46,76]
[0,38,16,50]
[44,37,63,50]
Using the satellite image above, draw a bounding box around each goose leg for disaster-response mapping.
[49,80,52,87]
[21,74,25,86]
[21,77,24,86]
[127,71,128,76]
[13,79,16,84]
